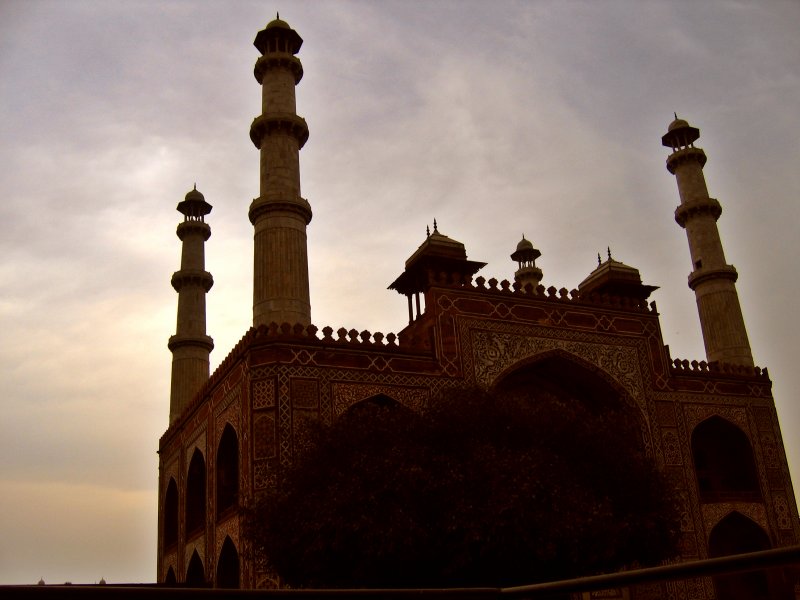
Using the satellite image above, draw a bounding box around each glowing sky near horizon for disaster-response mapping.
[1,0,798,585]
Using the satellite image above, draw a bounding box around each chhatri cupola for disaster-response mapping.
[389,221,486,323]
[578,249,658,301]
[510,235,543,292]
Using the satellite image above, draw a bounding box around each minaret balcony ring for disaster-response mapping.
[176,220,211,241]
[688,265,738,290]
[248,196,312,226]
[170,270,214,292]
[666,147,707,174]
[674,198,722,227]
[249,113,309,149]
[254,54,303,84]
[167,333,214,353]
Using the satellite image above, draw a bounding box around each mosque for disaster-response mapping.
[157,16,799,598]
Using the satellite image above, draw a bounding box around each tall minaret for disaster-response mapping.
[249,16,312,327]
[662,116,753,367]
[168,186,214,423]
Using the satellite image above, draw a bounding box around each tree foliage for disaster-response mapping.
[245,386,680,588]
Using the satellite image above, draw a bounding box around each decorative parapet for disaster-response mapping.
[669,357,770,380]
[161,321,431,441]
[423,270,657,313]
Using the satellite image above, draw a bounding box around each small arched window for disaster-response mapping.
[216,425,239,518]
[163,478,178,549]
[185,550,205,587]
[691,417,761,503]
[185,448,206,537]
[216,536,240,589]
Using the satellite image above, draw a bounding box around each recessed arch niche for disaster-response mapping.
[216,424,239,518]
[691,416,761,503]
[708,511,791,600]
[493,350,646,432]
[216,536,240,589]
[185,448,206,537]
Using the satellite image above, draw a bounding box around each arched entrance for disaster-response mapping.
[708,511,791,600]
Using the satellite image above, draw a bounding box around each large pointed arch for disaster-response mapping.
[691,416,761,503]
[185,448,206,537]
[216,536,240,589]
[216,424,239,518]
[185,549,205,587]
[492,348,640,414]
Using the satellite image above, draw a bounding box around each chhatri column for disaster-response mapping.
[662,116,753,367]
[510,235,543,293]
[249,16,312,327]
[168,186,214,423]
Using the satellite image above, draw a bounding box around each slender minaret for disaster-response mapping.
[662,116,753,367]
[510,235,543,292]
[249,16,312,327]
[168,186,214,423]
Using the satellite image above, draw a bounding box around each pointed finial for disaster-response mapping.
[426,225,430,238]
[522,233,526,240]
[276,11,280,19]
[433,219,438,233]
[607,246,612,260]
[674,111,678,120]
[193,183,197,191]
[597,253,602,266]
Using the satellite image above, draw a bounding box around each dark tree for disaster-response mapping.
[245,386,679,588]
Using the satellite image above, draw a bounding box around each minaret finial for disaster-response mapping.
[607,246,612,260]
[276,11,280,19]
[426,225,430,238]
[433,218,438,233]
[597,253,602,266]
[674,111,678,120]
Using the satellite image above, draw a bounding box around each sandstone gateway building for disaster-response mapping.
[157,17,799,598]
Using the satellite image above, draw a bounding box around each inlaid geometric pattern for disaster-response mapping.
[215,515,239,559]
[702,503,767,533]
[662,429,682,465]
[253,459,277,490]
[470,328,645,411]
[253,414,276,460]
[252,377,275,409]
[332,382,428,416]
[291,378,319,409]
[774,494,792,529]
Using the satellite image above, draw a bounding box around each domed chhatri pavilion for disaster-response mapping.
[157,17,799,597]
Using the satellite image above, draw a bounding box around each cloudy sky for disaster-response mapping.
[1,0,798,585]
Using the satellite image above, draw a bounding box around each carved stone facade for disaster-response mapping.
[157,16,799,600]
[158,276,799,595]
